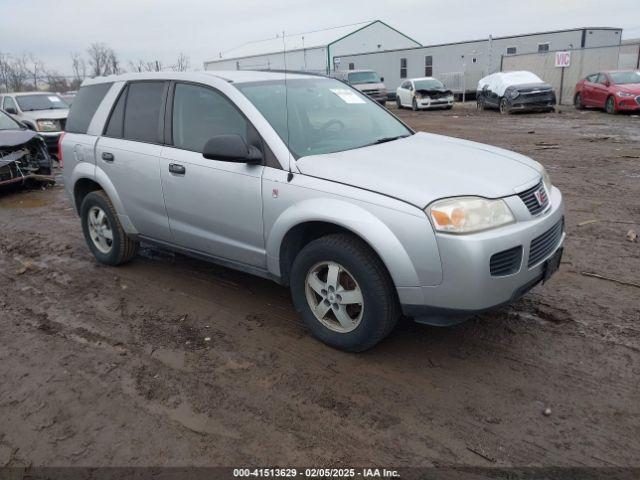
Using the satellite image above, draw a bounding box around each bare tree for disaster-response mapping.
[128,59,163,72]
[87,43,121,77]
[1,54,30,92]
[46,70,69,92]
[171,52,190,72]
[26,54,45,90]
[71,52,86,82]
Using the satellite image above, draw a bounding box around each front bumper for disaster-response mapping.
[617,96,640,111]
[417,97,454,109]
[509,92,556,112]
[400,186,565,325]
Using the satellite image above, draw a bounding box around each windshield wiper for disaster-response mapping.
[370,134,410,145]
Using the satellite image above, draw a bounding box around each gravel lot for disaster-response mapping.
[0,103,638,468]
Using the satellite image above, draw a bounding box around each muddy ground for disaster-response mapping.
[0,103,638,469]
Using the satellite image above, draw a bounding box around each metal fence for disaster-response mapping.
[501,43,640,105]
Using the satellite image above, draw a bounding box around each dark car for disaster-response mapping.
[477,71,556,114]
[574,70,640,114]
[0,109,54,188]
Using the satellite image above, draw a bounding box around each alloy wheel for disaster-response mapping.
[304,261,364,333]
[87,206,113,254]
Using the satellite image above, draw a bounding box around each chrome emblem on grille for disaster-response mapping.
[534,188,547,205]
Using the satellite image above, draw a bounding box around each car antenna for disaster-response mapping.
[282,30,294,183]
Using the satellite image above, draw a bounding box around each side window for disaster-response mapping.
[424,56,433,76]
[104,85,127,138]
[123,81,166,143]
[348,63,354,70]
[538,43,550,53]
[400,81,409,89]
[3,96,18,111]
[400,58,407,79]
[597,74,609,85]
[65,83,113,134]
[506,47,517,55]
[172,83,249,154]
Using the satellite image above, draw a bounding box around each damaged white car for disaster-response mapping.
[396,77,454,111]
[0,109,54,189]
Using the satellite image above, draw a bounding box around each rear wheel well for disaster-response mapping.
[73,178,103,213]
[279,221,389,287]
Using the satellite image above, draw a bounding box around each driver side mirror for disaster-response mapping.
[202,134,262,164]
[605,80,611,87]
[5,107,17,115]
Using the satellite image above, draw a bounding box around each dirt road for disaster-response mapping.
[1,104,638,468]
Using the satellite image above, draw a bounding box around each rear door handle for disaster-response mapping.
[101,152,114,162]
[168,163,186,175]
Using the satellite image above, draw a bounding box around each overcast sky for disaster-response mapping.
[1,0,638,76]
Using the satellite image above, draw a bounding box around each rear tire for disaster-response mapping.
[80,190,138,266]
[605,96,617,114]
[574,93,584,110]
[412,98,418,111]
[289,234,400,352]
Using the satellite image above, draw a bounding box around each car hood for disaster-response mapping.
[0,128,39,148]
[296,132,542,207]
[615,83,640,94]
[19,109,69,121]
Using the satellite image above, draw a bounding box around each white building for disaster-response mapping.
[337,27,623,93]
[204,20,421,74]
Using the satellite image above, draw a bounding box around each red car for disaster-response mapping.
[574,70,640,114]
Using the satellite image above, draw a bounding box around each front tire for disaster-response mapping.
[290,234,400,352]
[499,97,511,115]
[80,190,138,266]
[412,98,418,111]
[605,96,617,114]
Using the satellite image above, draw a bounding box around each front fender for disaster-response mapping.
[266,198,423,289]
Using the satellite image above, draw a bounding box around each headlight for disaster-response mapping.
[427,197,515,234]
[617,91,633,97]
[541,167,552,192]
[509,89,520,99]
[415,92,422,99]
[36,119,61,132]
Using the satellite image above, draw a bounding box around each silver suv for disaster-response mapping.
[62,71,565,352]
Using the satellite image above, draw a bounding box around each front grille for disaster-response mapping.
[490,246,523,276]
[528,218,564,267]
[362,89,382,97]
[518,182,549,216]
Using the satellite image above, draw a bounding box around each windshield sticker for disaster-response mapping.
[48,96,62,102]
[330,88,366,104]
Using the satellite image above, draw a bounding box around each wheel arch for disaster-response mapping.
[267,199,421,289]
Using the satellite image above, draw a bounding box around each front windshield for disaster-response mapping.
[0,110,21,130]
[237,78,411,158]
[609,71,640,85]
[414,79,446,90]
[347,71,380,84]
[15,94,68,111]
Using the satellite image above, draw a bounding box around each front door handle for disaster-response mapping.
[102,152,114,162]
[168,163,186,175]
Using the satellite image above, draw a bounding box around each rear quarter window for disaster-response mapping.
[65,83,113,134]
